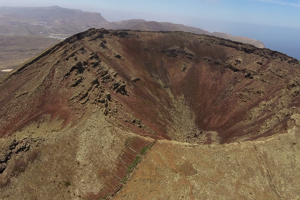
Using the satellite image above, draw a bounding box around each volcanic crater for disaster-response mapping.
[1,28,300,145]
[1,29,300,199]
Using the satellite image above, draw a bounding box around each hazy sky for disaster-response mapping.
[1,0,300,29]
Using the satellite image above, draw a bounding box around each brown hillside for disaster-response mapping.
[0,29,299,199]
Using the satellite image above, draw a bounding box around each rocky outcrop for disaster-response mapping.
[0,137,43,188]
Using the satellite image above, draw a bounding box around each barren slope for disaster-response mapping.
[0,29,299,199]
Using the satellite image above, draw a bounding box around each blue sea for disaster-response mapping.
[227,24,300,61]
[192,20,300,60]
[101,10,300,60]
[104,12,300,60]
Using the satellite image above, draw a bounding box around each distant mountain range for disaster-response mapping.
[0,6,265,80]
[0,6,264,48]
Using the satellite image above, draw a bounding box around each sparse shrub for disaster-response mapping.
[121,176,128,183]
[140,146,149,155]
[126,156,141,173]
[64,181,71,187]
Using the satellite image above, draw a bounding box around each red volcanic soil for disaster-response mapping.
[1,28,300,144]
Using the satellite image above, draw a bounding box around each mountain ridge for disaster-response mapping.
[0,6,264,48]
[0,6,265,81]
